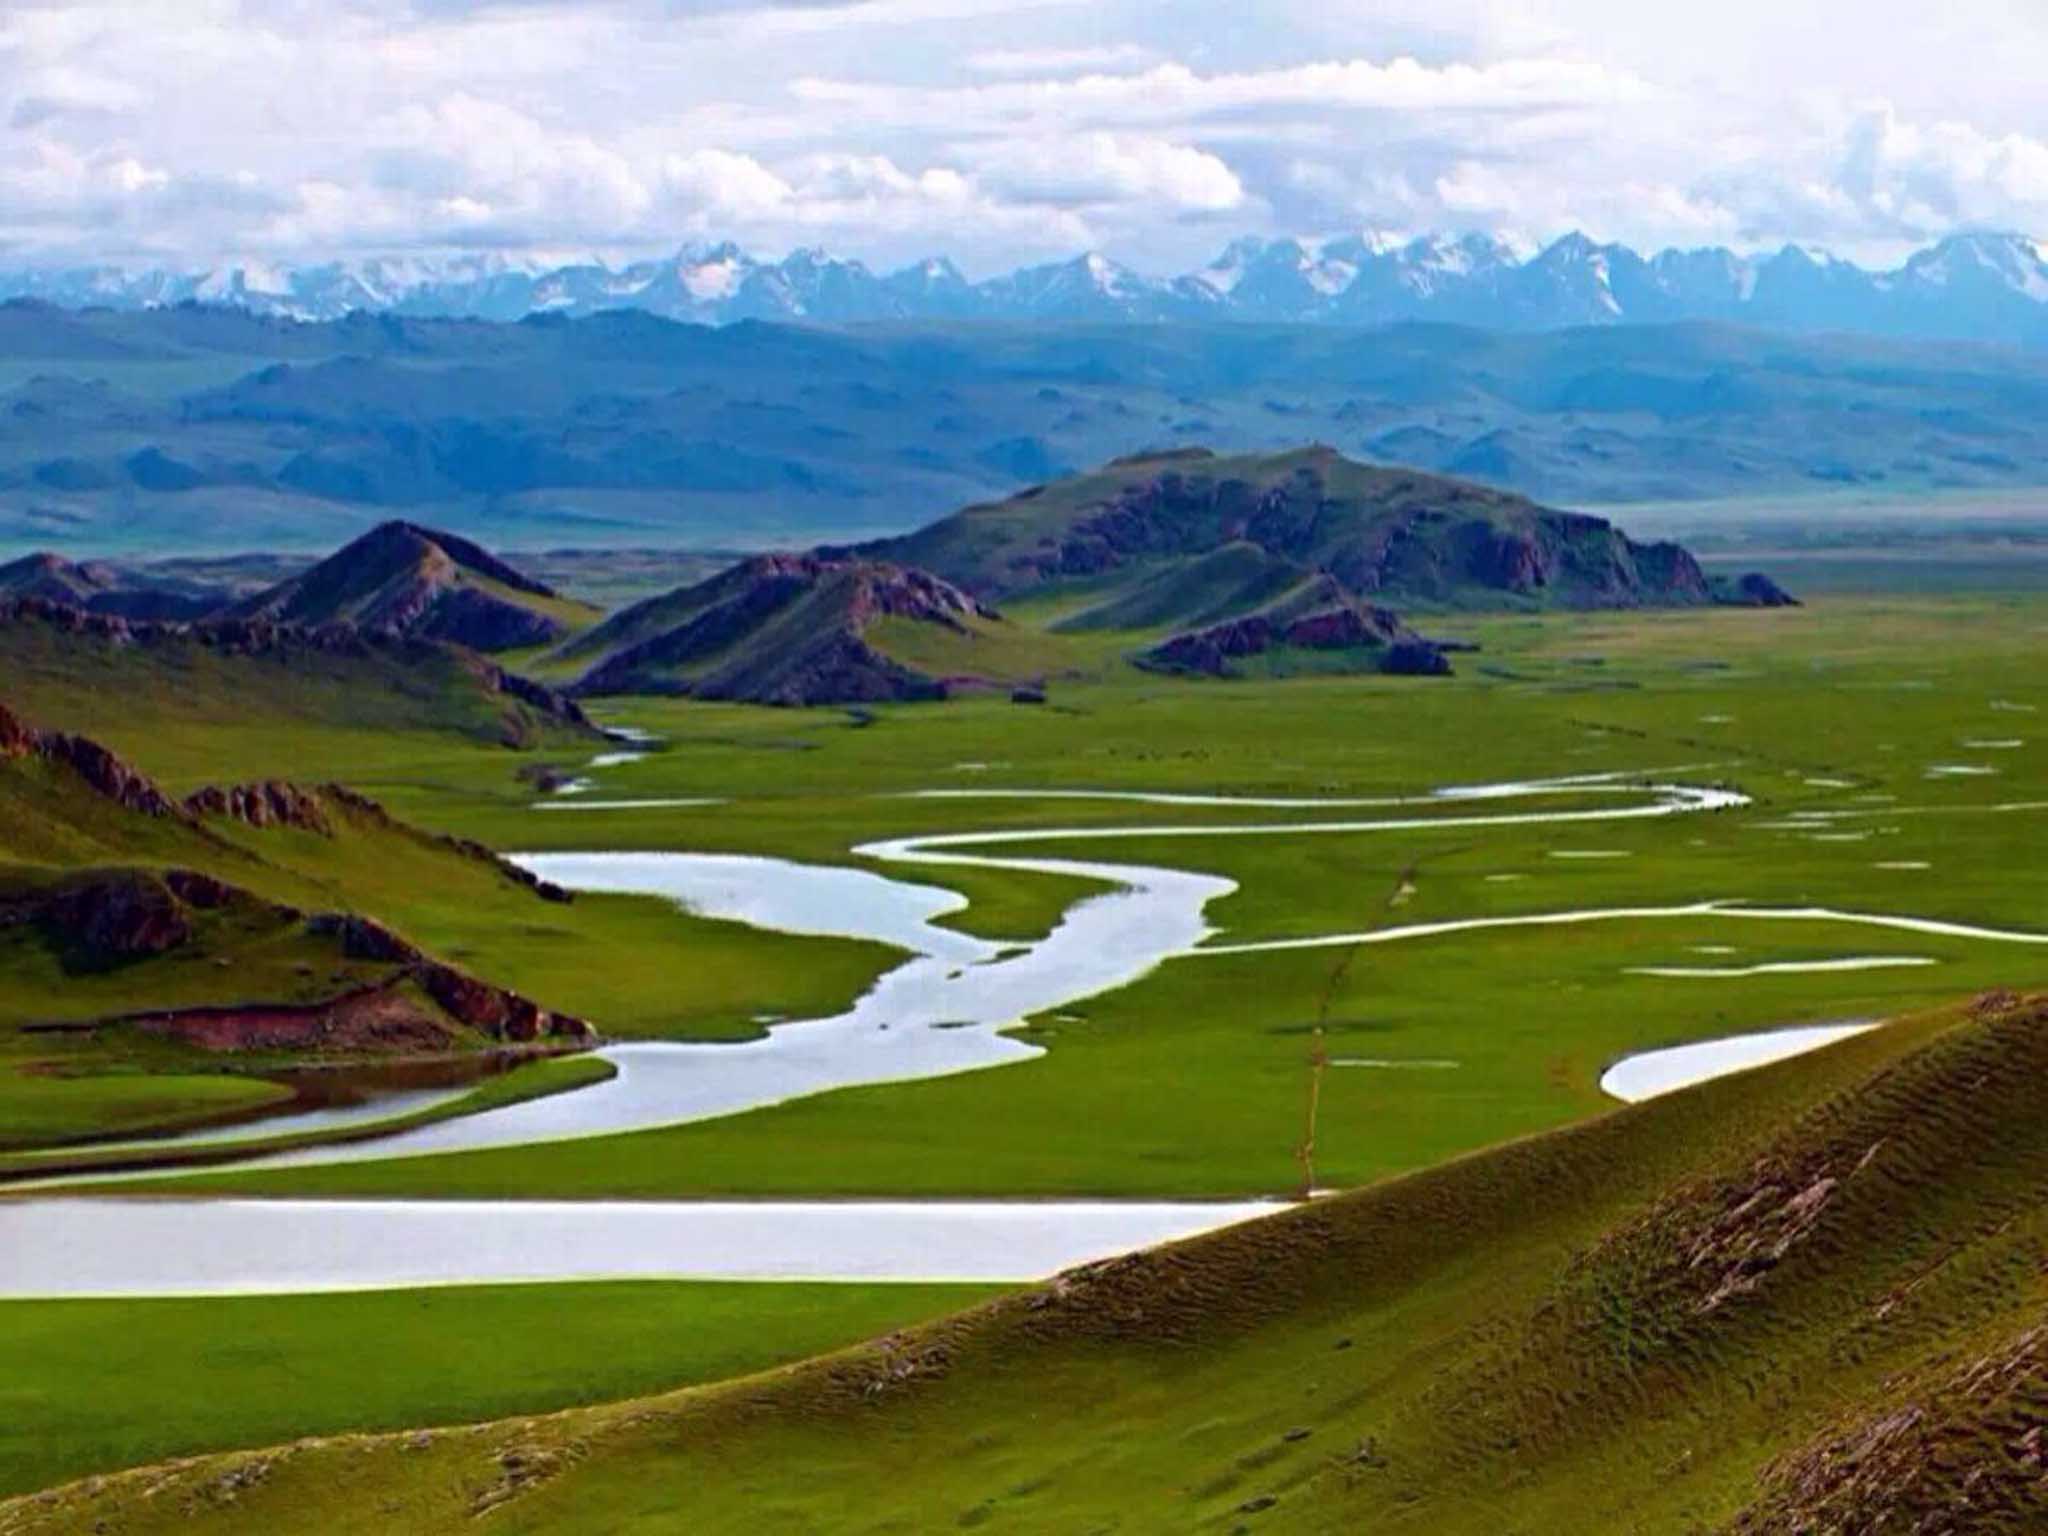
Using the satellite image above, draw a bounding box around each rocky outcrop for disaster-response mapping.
[0,697,182,818]
[0,867,298,972]
[305,913,594,1044]
[491,667,592,731]
[1731,1325,2047,1536]
[1713,571,1802,607]
[1142,603,1452,679]
[183,781,333,833]
[42,872,192,966]
[178,777,570,902]
[14,884,595,1049]
[319,785,573,903]
[133,980,476,1054]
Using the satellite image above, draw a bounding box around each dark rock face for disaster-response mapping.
[183,781,334,833]
[4,867,298,973]
[416,584,563,650]
[1714,571,1802,607]
[1143,602,1450,679]
[1383,639,1455,677]
[732,629,945,708]
[161,870,246,911]
[0,552,216,621]
[44,873,191,966]
[305,912,593,1044]
[314,913,423,965]
[0,700,34,756]
[490,666,592,731]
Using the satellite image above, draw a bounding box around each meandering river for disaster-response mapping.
[7,766,2036,1294]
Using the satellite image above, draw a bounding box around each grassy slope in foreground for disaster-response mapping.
[11,993,2042,1535]
[0,1281,1004,1501]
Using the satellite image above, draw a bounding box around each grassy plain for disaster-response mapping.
[105,591,2047,1200]
[0,1280,1003,1500]
[5,585,2047,1522]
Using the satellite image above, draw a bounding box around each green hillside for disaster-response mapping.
[11,992,2039,1534]
[0,599,594,783]
[562,552,1039,704]
[869,445,1765,619]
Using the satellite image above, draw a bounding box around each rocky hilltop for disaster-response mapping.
[565,552,999,705]
[226,520,591,651]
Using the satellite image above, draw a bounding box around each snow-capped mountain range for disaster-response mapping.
[6,231,2048,344]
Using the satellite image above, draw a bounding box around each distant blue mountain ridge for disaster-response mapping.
[5,231,2048,345]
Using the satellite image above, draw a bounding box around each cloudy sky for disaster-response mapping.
[3,0,2046,274]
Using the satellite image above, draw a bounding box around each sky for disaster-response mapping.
[3,0,2047,274]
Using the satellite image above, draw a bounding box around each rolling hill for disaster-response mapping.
[11,989,2040,1533]
[225,521,599,651]
[549,450,1787,700]
[870,445,1786,618]
[561,553,1009,704]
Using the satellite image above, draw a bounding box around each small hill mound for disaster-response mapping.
[871,445,1771,620]
[1141,599,1453,678]
[227,521,594,651]
[565,553,999,705]
[0,553,215,621]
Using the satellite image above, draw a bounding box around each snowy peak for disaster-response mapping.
[3,232,2047,342]
[1903,232,2048,301]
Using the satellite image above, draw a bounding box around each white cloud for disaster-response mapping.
[969,133,1245,213]
[0,0,2043,271]
[790,55,1656,133]
[965,44,1154,75]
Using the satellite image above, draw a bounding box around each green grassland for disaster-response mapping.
[15,991,2041,1534]
[3,581,2046,1526]
[0,1280,1004,1501]
[103,590,2047,1203]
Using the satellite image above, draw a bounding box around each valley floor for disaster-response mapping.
[3,590,2046,1526]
